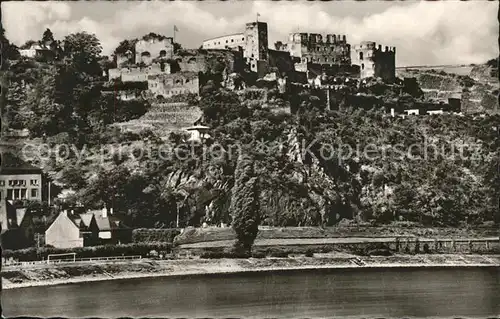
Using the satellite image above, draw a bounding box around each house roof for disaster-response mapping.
[0,200,29,232]
[0,153,42,175]
[91,210,128,231]
[79,213,94,227]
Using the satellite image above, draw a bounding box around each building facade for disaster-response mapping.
[353,41,396,82]
[202,34,245,50]
[0,167,42,201]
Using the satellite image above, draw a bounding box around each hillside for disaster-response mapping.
[396,61,499,114]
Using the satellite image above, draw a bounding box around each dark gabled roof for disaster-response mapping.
[0,153,42,175]
[88,209,128,231]
[0,200,29,231]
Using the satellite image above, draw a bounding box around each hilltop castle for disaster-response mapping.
[108,20,397,98]
[202,20,396,82]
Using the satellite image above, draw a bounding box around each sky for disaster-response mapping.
[2,1,498,67]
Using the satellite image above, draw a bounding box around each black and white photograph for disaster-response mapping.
[0,0,499,317]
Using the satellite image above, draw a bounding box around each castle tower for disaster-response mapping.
[244,21,268,72]
[353,41,396,83]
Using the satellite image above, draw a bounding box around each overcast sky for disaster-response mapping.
[2,1,498,66]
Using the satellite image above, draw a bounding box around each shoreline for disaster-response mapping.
[3,255,500,290]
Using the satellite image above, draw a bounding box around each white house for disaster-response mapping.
[185,125,211,142]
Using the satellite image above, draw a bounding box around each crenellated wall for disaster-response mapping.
[286,33,351,66]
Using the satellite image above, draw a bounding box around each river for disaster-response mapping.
[3,267,500,318]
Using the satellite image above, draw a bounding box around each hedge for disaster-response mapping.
[132,228,181,243]
[3,242,173,262]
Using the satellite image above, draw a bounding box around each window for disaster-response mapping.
[7,189,13,200]
[21,189,27,199]
[0,180,4,186]
[231,39,234,42]
[226,40,228,43]
[359,52,364,60]
[8,180,13,186]
[31,189,38,198]
[361,63,365,70]
[14,189,20,200]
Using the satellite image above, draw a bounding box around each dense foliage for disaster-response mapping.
[230,153,260,254]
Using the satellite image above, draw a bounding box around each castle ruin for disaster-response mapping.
[353,41,396,82]
[284,33,351,66]
[135,37,174,65]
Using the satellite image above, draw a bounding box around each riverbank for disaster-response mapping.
[3,253,500,290]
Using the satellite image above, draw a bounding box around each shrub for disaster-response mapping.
[3,242,173,261]
[132,228,181,243]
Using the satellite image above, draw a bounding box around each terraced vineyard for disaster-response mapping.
[115,101,202,137]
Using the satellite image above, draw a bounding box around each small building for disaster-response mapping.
[45,208,130,248]
[185,125,211,142]
[19,43,54,61]
[0,199,35,249]
[0,153,43,201]
[90,208,131,245]
[45,210,98,249]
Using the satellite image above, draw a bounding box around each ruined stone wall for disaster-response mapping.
[109,63,171,82]
[287,33,351,66]
[135,38,174,64]
[148,72,200,98]
[353,41,396,82]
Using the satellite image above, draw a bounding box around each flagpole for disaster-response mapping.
[173,25,176,44]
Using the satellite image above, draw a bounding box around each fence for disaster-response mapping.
[3,255,142,268]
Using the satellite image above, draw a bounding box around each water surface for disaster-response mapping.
[3,267,500,318]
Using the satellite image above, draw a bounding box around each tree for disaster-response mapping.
[63,32,103,76]
[0,26,20,60]
[113,39,137,56]
[63,32,102,57]
[231,153,260,255]
[42,28,54,43]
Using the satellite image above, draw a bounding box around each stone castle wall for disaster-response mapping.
[135,38,174,64]
[148,72,200,98]
[287,33,351,66]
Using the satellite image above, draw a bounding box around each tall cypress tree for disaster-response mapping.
[230,153,260,255]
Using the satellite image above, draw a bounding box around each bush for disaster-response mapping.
[3,242,173,261]
[132,228,181,243]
